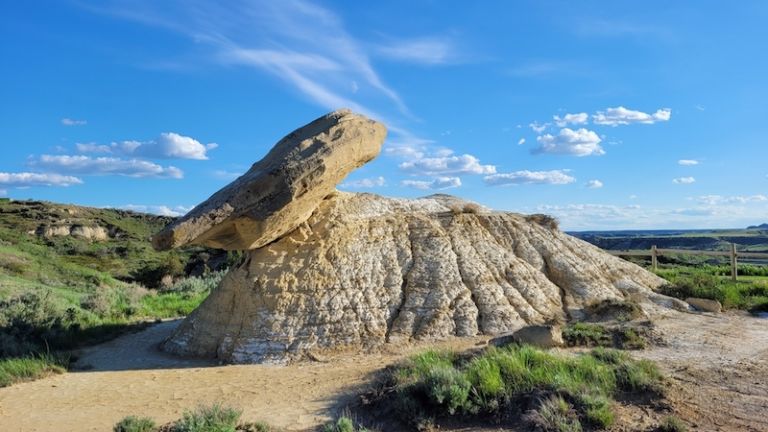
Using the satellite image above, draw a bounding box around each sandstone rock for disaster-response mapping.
[152,109,387,251]
[512,325,564,348]
[35,224,110,241]
[163,192,669,364]
[686,297,722,313]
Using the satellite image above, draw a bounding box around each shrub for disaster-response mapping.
[114,415,157,432]
[424,365,471,414]
[321,415,371,432]
[658,415,688,432]
[525,395,582,432]
[525,214,559,230]
[172,404,242,432]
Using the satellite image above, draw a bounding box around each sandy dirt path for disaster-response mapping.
[0,320,481,432]
[0,312,765,432]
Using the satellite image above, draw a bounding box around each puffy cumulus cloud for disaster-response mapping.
[0,172,83,188]
[585,179,604,189]
[672,176,695,184]
[592,106,671,126]
[533,128,604,157]
[678,159,699,166]
[399,154,496,176]
[553,112,588,127]
[61,118,87,126]
[75,133,216,160]
[340,176,387,188]
[517,138,526,145]
[32,155,183,179]
[119,204,192,217]
[696,195,768,205]
[484,170,576,186]
[529,122,549,133]
[401,176,461,190]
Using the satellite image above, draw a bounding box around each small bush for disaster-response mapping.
[321,415,370,432]
[424,365,471,414]
[525,395,582,432]
[172,404,241,432]
[658,415,688,432]
[525,214,559,230]
[114,415,156,432]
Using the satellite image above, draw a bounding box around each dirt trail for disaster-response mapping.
[0,312,765,432]
[0,320,481,432]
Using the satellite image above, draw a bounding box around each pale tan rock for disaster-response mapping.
[35,224,110,241]
[163,192,669,364]
[152,109,386,251]
[686,297,722,313]
[512,325,564,348]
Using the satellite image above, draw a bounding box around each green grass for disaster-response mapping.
[658,415,688,432]
[383,345,665,429]
[172,403,242,432]
[114,416,157,432]
[655,266,768,312]
[0,354,67,387]
[562,322,647,350]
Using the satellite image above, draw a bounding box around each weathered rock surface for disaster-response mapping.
[33,224,111,241]
[163,192,675,363]
[686,297,722,313]
[489,325,564,349]
[152,109,386,251]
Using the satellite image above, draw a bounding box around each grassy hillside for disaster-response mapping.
[0,199,234,385]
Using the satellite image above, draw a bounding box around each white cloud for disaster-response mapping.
[31,155,183,179]
[673,176,695,184]
[529,122,549,133]
[484,170,576,186]
[119,204,192,217]
[585,179,604,189]
[399,154,496,176]
[533,128,604,157]
[592,106,671,126]
[75,132,216,160]
[0,172,83,187]
[401,176,461,190]
[696,195,768,205]
[376,37,458,65]
[517,138,526,145]
[553,112,588,127]
[340,176,387,188]
[61,118,87,126]
[678,159,699,166]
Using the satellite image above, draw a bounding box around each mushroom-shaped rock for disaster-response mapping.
[152,109,387,251]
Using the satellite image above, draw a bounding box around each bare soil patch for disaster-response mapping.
[0,311,765,431]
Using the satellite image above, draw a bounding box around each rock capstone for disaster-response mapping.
[151,109,387,251]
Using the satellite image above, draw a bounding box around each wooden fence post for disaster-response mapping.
[651,245,658,271]
[730,243,738,281]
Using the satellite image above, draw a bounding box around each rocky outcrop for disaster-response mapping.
[152,109,386,251]
[686,297,722,313]
[163,192,674,363]
[33,224,111,241]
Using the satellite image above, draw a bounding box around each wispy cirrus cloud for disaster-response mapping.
[76,132,217,160]
[672,176,695,184]
[61,118,87,126]
[0,172,83,188]
[376,36,460,65]
[30,155,183,179]
[678,159,699,166]
[484,170,575,186]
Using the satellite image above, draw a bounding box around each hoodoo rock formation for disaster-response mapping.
[156,110,679,364]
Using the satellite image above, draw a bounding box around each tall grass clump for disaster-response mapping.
[0,354,66,387]
[380,345,665,430]
[171,403,242,432]
[113,415,156,432]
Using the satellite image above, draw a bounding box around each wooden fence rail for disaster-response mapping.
[607,244,768,281]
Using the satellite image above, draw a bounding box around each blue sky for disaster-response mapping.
[2,1,767,230]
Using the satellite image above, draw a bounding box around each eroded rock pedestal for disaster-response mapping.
[157,109,678,364]
[163,193,675,363]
